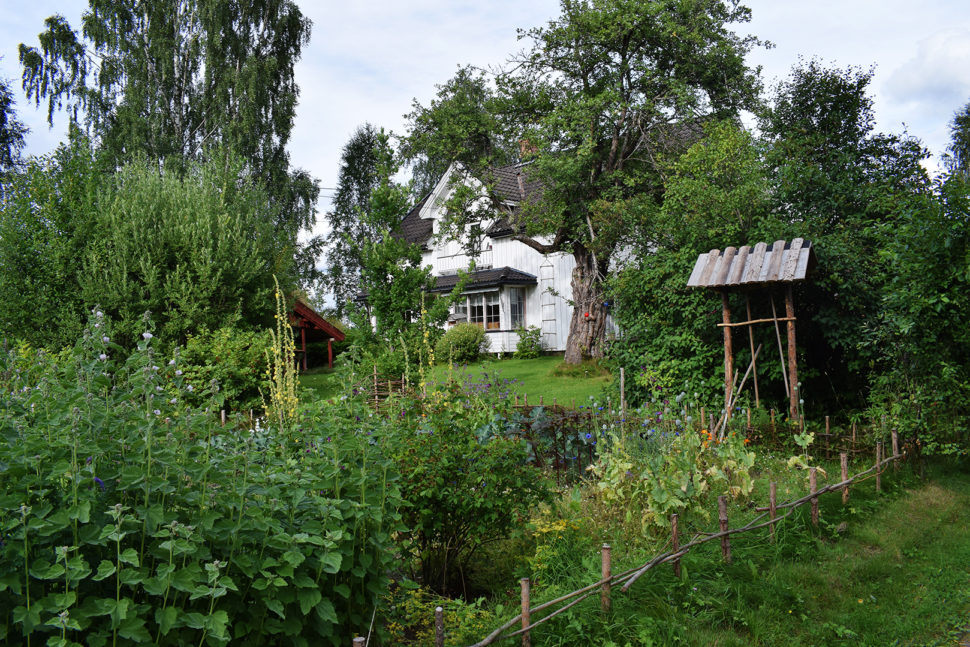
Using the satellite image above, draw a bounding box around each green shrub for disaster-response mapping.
[0,312,402,646]
[178,325,271,411]
[514,326,544,359]
[396,378,553,596]
[435,323,488,364]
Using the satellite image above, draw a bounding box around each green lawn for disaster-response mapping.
[680,465,970,646]
[429,355,612,404]
[299,367,343,400]
[299,356,612,404]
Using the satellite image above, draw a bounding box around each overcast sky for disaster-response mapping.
[2,0,969,241]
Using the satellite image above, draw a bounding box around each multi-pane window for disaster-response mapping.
[460,293,502,329]
[469,296,484,326]
[509,288,525,328]
[485,293,500,330]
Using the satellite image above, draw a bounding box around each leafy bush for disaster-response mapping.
[0,313,402,646]
[395,378,553,596]
[589,428,755,533]
[178,326,271,411]
[514,326,544,359]
[435,323,488,364]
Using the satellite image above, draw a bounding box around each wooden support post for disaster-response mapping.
[601,544,612,613]
[515,394,519,406]
[745,296,760,408]
[434,606,444,647]
[873,441,884,495]
[524,393,528,407]
[721,292,734,422]
[539,395,544,406]
[841,453,850,504]
[553,397,557,408]
[520,578,531,647]
[671,514,681,578]
[700,407,706,431]
[300,325,307,372]
[809,467,818,528]
[328,338,333,369]
[785,285,799,421]
[220,409,226,426]
[770,295,790,398]
[769,482,777,542]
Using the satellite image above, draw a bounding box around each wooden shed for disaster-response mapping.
[290,299,345,370]
[687,238,818,422]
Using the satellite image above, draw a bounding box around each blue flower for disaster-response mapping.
[93,477,105,492]
[585,433,592,440]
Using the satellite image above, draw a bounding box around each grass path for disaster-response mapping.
[683,466,970,646]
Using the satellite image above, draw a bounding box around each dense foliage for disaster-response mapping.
[435,323,488,364]
[514,326,544,359]
[18,0,321,285]
[0,145,290,351]
[396,377,553,596]
[179,326,272,412]
[0,314,402,645]
[405,0,763,363]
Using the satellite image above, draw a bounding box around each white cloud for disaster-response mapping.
[885,29,970,110]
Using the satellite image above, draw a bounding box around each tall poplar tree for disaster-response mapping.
[324,123,388,315]
[18,0,320,283]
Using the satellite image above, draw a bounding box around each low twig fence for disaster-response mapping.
[420,435,902,647]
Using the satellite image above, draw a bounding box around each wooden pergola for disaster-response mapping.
[290,299,345,370]
[687,238,817,422]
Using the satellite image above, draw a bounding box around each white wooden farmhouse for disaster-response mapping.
[398,162,576,353]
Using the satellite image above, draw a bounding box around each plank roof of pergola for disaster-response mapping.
[687,238,817,289]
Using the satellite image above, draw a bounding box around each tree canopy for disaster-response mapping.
[406,0,763,363]
[18,0,320,284]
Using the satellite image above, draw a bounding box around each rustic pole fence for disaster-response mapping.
[463,448,903,647]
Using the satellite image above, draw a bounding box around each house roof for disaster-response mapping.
[491,162,543,203]
[292,299,345,340]
[428,266,538,293]
[686,239,817,289]
[395,196,433,247]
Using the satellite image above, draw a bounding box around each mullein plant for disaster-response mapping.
[262,277,300,442]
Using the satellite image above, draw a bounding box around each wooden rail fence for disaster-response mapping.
[408,436,902,647]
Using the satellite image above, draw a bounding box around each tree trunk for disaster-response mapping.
[564,244,609,364]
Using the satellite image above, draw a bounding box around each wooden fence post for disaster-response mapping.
[769,482,777,542]
[671,514,681,577]
[824,416,831,459]
[700,407,706,431]
[876,442,883,493]
[841,453,849,504]
[540,395,544,406]
[718,496,731,564]
[601,544,612,613]
[220,409,226,426]
[892,429,899,471]
[809,466,818,527]
[520,578,531,647]
[434,606,444,647]
[524,393,529,407]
